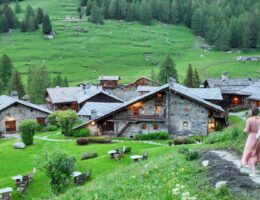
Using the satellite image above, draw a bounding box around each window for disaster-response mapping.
[153,124,158,130]
[183,121,188,127]
[155,106,161,114]
[141,124,147,129]
[37,117,46,126]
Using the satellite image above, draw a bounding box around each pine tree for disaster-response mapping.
[215,22,230,51]
[42,14,52,34]
[3,4,16,28]
[193,68,201,87]
[184,64,194,88]
[0,14,9,33]
[56,74,62,86]
[20,20,26,32]
[150,66,157,84]
[24,4,35,31]
[90,0,104,24]
[230,17,241,48]
[249,13,259,48]
[103,0,111,19]
[63,77,69,87]
[15,0,22,13]
[191,8,203,36]
[205,16,217,45]
[28,16,36,32]
[36,7,44,25]
[158,54,178,84]
[0,54,14,87]
[139,0,152,25]
[8,70,26,98]
[0,79,4,94]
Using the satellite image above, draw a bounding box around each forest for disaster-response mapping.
[80,0,260,50]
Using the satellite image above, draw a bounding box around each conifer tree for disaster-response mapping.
[24,4,35,31]
[28,15,36,32]
[90,0,104,24]
[36,7,44,25]
[158,54,178,84]
[139,0,152,25]
[8,70,25,98]
[0,54,13,87]
[3,4,16,28]
[103,0,111,19]
[150,66,157,84]
[0,79,4,94]
[0,14,9,33]
[184,64,193,88]
[191,8,203,36]
[63,77,69,87]
[20,20,26,32]
[193,68,201,87]
[215,22,230,51]
[15,0,22,13]
[42,14,52,34]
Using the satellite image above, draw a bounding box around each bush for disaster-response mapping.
[134,132,169,140]
[178,148,190,154]
[124,146,131,153]
[76,138,89,145]
[43,152,76,195]
[36,124,44,132]
[231,127,240,139]
[88,136,111,144]
[72,128,90,138]
[81,152,98,160]
[173,137,195,145]
[184,150,200,161]
[19,120,38,145]
[167,140,173,146]
[46,125,59,132]
[215,123,224,132]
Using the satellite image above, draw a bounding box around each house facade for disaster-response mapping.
[75,83,226,137]
[0,95,51,134]
[98,76,120,89]
[124,76,159,90]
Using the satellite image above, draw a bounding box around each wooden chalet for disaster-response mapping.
[98,76,120,89]
[124,76,160,90]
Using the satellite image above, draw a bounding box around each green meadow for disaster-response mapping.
[0,0,259,85]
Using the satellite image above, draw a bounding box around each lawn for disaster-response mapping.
[0,0,259,85]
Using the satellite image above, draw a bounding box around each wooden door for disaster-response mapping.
[5,120,16,133]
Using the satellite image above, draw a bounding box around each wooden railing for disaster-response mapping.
[114,114,165,121]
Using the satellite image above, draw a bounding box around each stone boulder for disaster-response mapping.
[215,181,227,189]
[13,142,26,149]
[202,160,209,167]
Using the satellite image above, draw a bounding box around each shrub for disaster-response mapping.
[72,128,90,138]
[124,146,131,153]
[231,127,240,139]
[19,120,38,145]
[184,150,200,161]
[43,152,76,195]
[178,148,190,154]
[167,140,173,146]
[173,137,195,145]
[88,136,111,144]
[134,132,169,140]
[215,123,224,132]
[81,152,98,160]
[36,124,44,132]
[76,138,89,145]
[46,125,59,132]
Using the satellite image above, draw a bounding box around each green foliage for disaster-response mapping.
[184,63,193,87]
[0,54,13,87]
[0,13,9,33]
[42,152,76,195]
[14,0,22,13]
[139,0,152,25]
[87,136,111,143]
[8,70,26,98]
[184,150,200,161]
[89,0,103,25]
[159,54,178,84]
[49,110,79,136]
[36,7,44,24]
[42,14,52,34]
[72,128,90,138]
[215,123,224,132]
[167,140,173,146]
[81,152,98,160]
[173,137,195,145]
[19,120,37,145]
[134,132,169,140]
[46,125,59,132]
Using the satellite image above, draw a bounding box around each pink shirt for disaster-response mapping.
[244,116,260,134]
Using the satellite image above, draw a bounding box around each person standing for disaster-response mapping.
[241,107,260,177]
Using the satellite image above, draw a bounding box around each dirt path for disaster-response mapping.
[202,150,260,199]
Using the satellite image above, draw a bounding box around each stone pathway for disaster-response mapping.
[211,150,260,184]
[2,134,20,139]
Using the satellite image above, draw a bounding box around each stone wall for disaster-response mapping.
[166,92,209,136]
[0,104,48,133]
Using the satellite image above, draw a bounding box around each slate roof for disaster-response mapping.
[239,82,260,100]
[0,95,52,114]
[98,76,120,81]
[75,83,224,129]
[205,78,260,94]
[188,88,223,100]
[78,102,123,116]
[137,86,159,93]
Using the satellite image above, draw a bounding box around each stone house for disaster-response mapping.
[75,83,226,137]
[0,95,52,134]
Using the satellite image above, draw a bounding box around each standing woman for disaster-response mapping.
[241,107,260,177]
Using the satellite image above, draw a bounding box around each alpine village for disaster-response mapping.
[0,0,260,199]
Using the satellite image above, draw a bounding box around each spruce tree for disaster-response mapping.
[139,0,152,25]
[158,54,178,84]
[0,14,9,33]
[15,0,22,13]
[56,74,62,86]
[150,66,157,84]
[230,17,241,48]
[191,8,203,36]
[184,64,193,88]
[0,54,13,87]
[90,0,104,24]
[249,13,259,48]
[8,70,26,98]
[63,77,69,87]
[103,0,110,19]
[3,4,16,28]
[24,4,35,31]
[28,15,36,32]
[215,22,230,51]
[0,79,4,94]
[20,20,26,32]
[42,14,52,34]
[193,68,201,87]
[36,7,44,25]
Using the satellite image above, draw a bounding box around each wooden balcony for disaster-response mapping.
[114,114,165,121]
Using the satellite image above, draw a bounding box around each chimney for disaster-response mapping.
[10,91,18,99]
[168,76,176,87]
[90,109,97,119]
[221,71,228,81]
[22,95,30,102]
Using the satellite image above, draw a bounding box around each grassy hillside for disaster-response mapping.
[0,0,259,85]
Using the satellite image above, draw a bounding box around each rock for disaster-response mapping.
[202,160,209,167]
[215,181,227,189]
[13,142,26,149]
